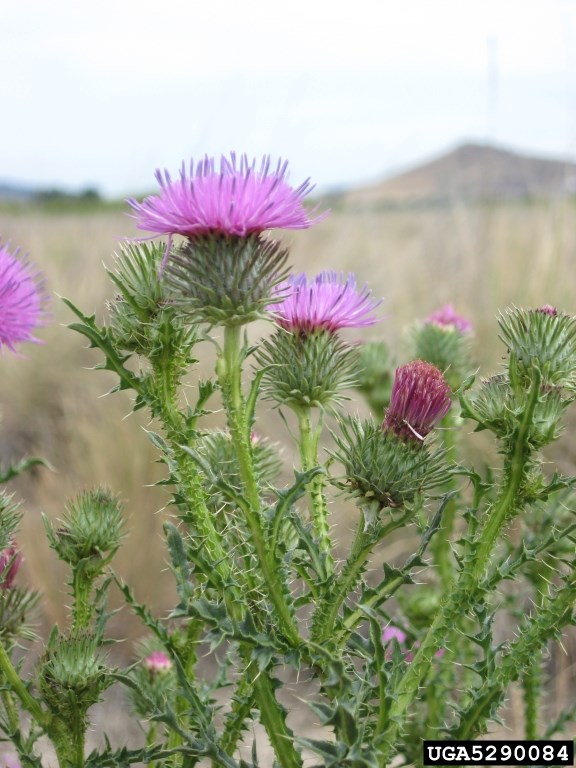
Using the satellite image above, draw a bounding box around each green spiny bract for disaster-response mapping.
[164,233,290,327]
[353,340,393,417]
[0,492,22,551]
[330,416,449,511]
[411,322,473,391]
[256,329,360,409]
[0,586,41,643]
[463,374,571,449]
[38,631,112,720]
[107,241,199,362]
[498,306,576,389]
[44,487,123,573]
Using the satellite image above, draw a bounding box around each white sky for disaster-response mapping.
[3,0,576,197]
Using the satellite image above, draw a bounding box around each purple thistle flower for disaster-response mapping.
[535,304,557,316]
[269,271,381,334]
[143,650,172,674]
[127,154,327,266]
[383,360,452,441]
[0,242,47,353]
[425,303,472,334]
[382,623,444,662]
[0,545,22,589]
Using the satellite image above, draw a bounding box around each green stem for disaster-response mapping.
[430,411,459,591]
[218,325,300,647]
[311,521,369,643]
[253,671,302,768]
[294,406,334,577]
[71,570,93,633]
[379,366,542,761]
[0,642,49,730]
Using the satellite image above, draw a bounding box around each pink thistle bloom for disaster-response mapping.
[143,650,172,674]
[536,304,557,316]
[382,624,444,662]
[0,755,21,768]
[425,303,472,334]
[0,242,47,353]
[269,271,381,334]
[383,360,452,441]
[127,154,327,265]
[0,545,22,589]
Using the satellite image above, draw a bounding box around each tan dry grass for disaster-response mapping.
[1,199,576,639]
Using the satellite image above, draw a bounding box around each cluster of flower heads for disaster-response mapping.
[270,271,381,335]
[0,242,46,353]
[383,360,452,442]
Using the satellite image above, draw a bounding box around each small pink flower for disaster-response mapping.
[425,303,472,334]
[270,271,381,334]
[382,624,444,662]
[383,360,451,442]
[536,304,557,316]
[0,545,22,589]
[143,650,172,674]
[0,242,47,353]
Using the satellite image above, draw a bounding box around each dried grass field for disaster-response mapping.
[1,198,576,758]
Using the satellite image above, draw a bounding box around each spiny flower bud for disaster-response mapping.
[38,632,112,719]
[257,329,360,409]
[498,306,576,388]
[44,488,123,574]
[331,416,449,513]
[383,360,452,442]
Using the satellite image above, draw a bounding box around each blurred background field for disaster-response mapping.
[2,142,576,644]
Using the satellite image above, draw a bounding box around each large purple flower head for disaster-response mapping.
[128,153,326,245]
[425,303,472,334]
[383,360,452,441]
[0,242,47,353]
[270,271,381,335]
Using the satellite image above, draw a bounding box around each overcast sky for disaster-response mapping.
[3,0,576,197]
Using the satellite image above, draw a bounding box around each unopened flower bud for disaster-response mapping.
[498,306,576,388]
[44,488,123,574]
[383,360,451,442]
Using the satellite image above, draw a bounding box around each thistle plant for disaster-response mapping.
[1,158,576,768]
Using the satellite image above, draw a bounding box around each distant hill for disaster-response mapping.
[340,143,576,208]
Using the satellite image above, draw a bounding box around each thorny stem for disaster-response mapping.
[294,405,334,577]
[218,324,300,647]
